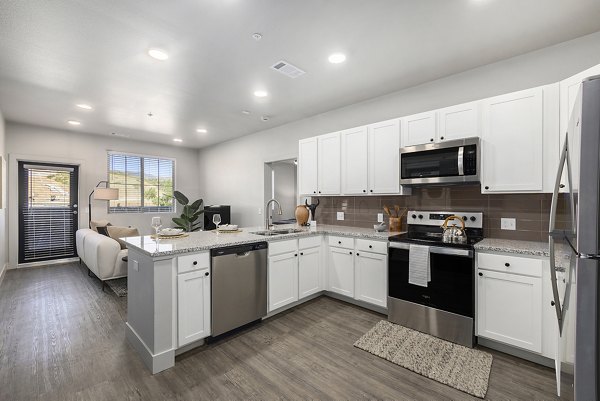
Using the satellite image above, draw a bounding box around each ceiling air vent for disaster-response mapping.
[270,60,305,78]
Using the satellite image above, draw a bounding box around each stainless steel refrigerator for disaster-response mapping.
[549,75,600,400]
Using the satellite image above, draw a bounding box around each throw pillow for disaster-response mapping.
[97,225,112,237]
[90,219,111,232]
[106,226,140,250]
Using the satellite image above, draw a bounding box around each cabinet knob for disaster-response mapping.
[349,251,353,255]
[478,272,483,276]
[205,272,209,277]
[369,245,372,248]
[430,138,434,142]
[300,252,304,256]
[440,136,444,140]
[363,189,366,193]
[370,189,373,193]
[356,252,359,256]
[505,263,510,267]
[193,261,198,266]
[318,191,321,194]
[294,253,298,257]
[338,241,342,244]
[313,191,316,194]
[484,186,489,190]
[559,184,565,189]
[551,300,556,306]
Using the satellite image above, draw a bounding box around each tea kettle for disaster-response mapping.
[441,215,466,244]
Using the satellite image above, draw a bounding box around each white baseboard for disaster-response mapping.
[17,257,79,269]
[125,322,175,374]
[0,262,6,287]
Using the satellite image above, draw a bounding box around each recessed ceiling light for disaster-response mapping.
[253,90,268,98]
[67,120,81,126]
[261,115,270,122]
[328,53,346,64]
[148,48,169,61]
[76,103,93,110]
[173,138,183,143]
[252,33,263,41]
[196,128,208,134]
[242,110,251,115]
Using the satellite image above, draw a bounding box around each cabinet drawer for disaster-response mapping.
[355,239,387,255]
[269,239,298,256]
[299,236,321,250]
[328,235,354,249]
[178,252,210,274]
[476,252,542,278]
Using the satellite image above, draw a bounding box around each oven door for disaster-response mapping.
[399,137,479,185]
[388,243,474,318]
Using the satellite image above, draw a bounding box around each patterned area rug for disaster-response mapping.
[106,278,128,297]
[354,320,493,398]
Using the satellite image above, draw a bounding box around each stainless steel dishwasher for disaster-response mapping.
[210,242,268,336]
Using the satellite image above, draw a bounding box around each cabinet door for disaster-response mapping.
[437,101,480,142]
[268,251,299,312]
[298,246,321,299]
[178,269,211,347]
[368,119,401,194]
[317,132,341,195]
[477,269,542,353]
[298,137,318,195]
[328,247,355,297]
[401,111,437,147]
[355,251,387,307]
[341,126,368,195]
[481,87,543,193]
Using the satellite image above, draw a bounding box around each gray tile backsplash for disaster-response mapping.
[313,184,561,242]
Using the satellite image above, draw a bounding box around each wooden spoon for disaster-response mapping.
[394,205,400,218]
[383,205,392,217]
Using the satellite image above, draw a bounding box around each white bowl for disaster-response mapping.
[218,224,238,231]
[160,228,184,236]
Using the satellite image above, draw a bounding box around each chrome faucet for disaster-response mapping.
[265,199,283,230]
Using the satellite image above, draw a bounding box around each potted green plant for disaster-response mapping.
[171,191,204,232]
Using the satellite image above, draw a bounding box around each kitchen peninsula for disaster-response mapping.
[123,224,394,373]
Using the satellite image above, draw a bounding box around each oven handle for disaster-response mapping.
[388,241,472,257]
[457,146,464,176]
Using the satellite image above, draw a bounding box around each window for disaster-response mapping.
[107,152,175,213]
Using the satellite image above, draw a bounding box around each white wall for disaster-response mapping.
[0,108,7,280]
[197,31,600,227]
[6,123,200,268]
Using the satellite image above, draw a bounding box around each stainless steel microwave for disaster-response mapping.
[399,137,480,185]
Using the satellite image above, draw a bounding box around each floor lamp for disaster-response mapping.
[89,181,119,228]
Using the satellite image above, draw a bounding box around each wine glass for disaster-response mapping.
[212,214,221,231]
[151,216,163,237]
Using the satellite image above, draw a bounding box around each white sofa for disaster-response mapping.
[76,228,128,288]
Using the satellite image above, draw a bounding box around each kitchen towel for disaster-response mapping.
[409,244,430,287]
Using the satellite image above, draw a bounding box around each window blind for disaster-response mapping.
[18,162,78,263]
[107,152,175,213]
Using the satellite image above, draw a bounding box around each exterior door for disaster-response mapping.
[18,161,79,264]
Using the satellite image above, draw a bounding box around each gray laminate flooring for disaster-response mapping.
[0,262,564,400]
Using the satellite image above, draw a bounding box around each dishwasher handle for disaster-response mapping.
[211,242,268,257]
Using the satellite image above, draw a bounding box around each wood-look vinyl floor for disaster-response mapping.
[0,262,563,401]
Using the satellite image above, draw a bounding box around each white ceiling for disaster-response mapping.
[1,1,599,148]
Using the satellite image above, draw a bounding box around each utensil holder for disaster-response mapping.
[389,217,402,232]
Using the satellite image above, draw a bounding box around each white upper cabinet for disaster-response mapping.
[341,126,369,195]
[481,87,544,193]
[317,132,341,195]
[369,119,405,194]
[437,101,481,142]
[298,137,318,195]
[401,111,437,146]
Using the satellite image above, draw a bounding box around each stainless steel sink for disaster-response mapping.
[251,230,282,236]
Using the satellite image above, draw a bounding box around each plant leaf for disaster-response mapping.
[190,199,203,210]
[173,191,189,206]
[172,217,187,228]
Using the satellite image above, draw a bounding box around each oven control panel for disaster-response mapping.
[407,210,483,229]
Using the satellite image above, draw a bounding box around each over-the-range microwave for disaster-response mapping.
[399,137,480,185]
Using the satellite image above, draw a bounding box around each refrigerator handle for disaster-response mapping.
[549,136,568,234]
[549,235,564,333]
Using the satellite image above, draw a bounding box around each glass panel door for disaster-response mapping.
[18,161,79,263]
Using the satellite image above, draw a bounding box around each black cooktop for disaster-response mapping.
[389,227,484,249]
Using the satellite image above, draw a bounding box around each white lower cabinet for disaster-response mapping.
[177,267,211,347]
[268,251,299,312]
[354,251,387,307]
[299,246,322,299]
[328,246,355,297]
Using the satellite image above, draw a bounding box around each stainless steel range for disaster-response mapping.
[387,210,484,347]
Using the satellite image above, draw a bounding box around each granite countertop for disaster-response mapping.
[475,238,572,269]
[123,224,399,258]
